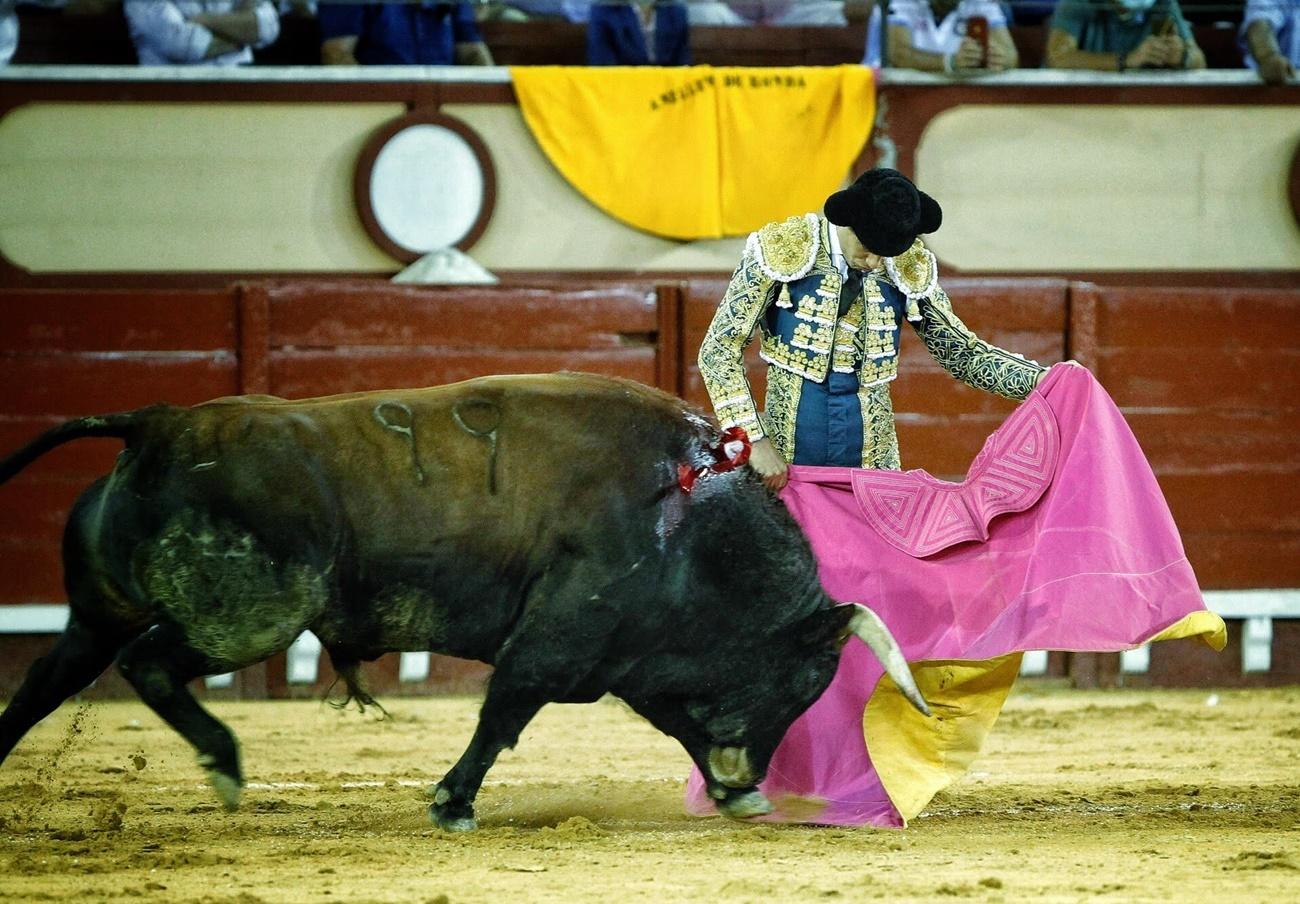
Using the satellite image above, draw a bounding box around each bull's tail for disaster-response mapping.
[0,412,142,487]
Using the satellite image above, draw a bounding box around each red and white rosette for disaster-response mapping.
[677,427,752,495]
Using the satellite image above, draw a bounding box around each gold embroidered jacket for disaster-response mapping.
[698,214,1046,469]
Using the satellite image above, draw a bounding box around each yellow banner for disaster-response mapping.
[510,66,876,241]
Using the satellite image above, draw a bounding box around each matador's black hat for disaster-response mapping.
[824,168,943,257]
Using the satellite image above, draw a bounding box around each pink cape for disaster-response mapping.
[685,363,1224,827]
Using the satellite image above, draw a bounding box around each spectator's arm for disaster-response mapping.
[191,0,279,50]
[1245,19,1295,83]
[318,2,362,65]
[886,24,949,71]
[1168,2,1205,69]
[1182,39,1206,70]
[1046,27,1123,69]
[321,35,359,65]
[987,25,1019,70]
[843,0,875,25]
[124,0,230,63]
[452,2,493,65]
[454,42,495,65]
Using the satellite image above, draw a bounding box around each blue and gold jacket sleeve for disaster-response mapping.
[888,240,1046,401]
[698,214,820,439]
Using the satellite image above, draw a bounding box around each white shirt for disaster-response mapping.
[0,3,16,67]
[2,0,68,66]
[887,0,1007,56]
[827,220,851,280]
[125,0,280,66]
[1240,0,1300,67]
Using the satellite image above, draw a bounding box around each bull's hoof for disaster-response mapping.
[427,783,477,832]
[428,804,478,833]
[718,790,774,820]
[708,746,756,789]
[206,769,243,812]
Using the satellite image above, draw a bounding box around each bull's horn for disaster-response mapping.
[847,604,931,717]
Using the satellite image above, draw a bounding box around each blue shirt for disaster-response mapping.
[1050,0,1193,58]
[318,1,482,65]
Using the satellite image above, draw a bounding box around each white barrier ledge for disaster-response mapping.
[0,65,1267,89]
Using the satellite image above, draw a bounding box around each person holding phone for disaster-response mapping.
[1046,0,1205,71]
[885,0,1018,73]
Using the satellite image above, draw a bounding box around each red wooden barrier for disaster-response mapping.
[1,279,1295,696]
[1068,284,1300,686]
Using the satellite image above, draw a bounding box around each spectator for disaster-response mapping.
[2,0,87,66]
[887,0,1018,71]
[482,0,589,20]
[318,1,493,65]
[587,0,688,65]
[1240,0,1297,84]
[1,1,16,65]
[687,0,851,25]
[1046,0,1206,70]
[685,0,885,67]
[124,0,280,65]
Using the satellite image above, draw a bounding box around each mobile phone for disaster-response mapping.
[965,16,989,67]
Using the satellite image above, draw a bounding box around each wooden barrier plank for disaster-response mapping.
[0,354,239,416]
[1123,410,1300,473]
[265,283,659,349]
[0,543,65,605]
[0,290,235,353]
[1094,288,1300,350]
[1182,532,1300,589]
[894,417,1022,476]
[0,480,88,542]
[1095,347,1300,411]
[1160,472,1300,532]
[1146,620,1300,687]
[269,348,657,399]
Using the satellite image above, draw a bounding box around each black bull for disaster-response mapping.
[0,373,927,830]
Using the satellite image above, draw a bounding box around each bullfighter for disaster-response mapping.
[698,167,1046,490]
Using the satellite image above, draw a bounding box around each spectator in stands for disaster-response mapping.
[587,0,688,65]
[318,1,493,65]
[887,0,1019,72]
[687,0,858,26]
[685,1,885,67]
[124,0,279,65]
[483,0,589,20]
[1240,0,1297,84]
[0,1,16,64]
[1046,0,1205,70]
[2,0,90,66]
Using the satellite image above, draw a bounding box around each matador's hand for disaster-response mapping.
[749,438,790,493]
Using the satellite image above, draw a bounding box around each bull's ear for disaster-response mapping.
[797,604,857,646]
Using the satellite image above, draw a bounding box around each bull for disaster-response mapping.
[0,373,927,830]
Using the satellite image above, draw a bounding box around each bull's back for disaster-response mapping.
[177,373,698,560]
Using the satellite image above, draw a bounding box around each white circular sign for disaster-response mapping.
[369,124,485,254]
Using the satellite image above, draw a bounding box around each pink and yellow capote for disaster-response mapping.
[686,363,1226,827]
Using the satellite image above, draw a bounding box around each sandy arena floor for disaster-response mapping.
[1,685,1298,903]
